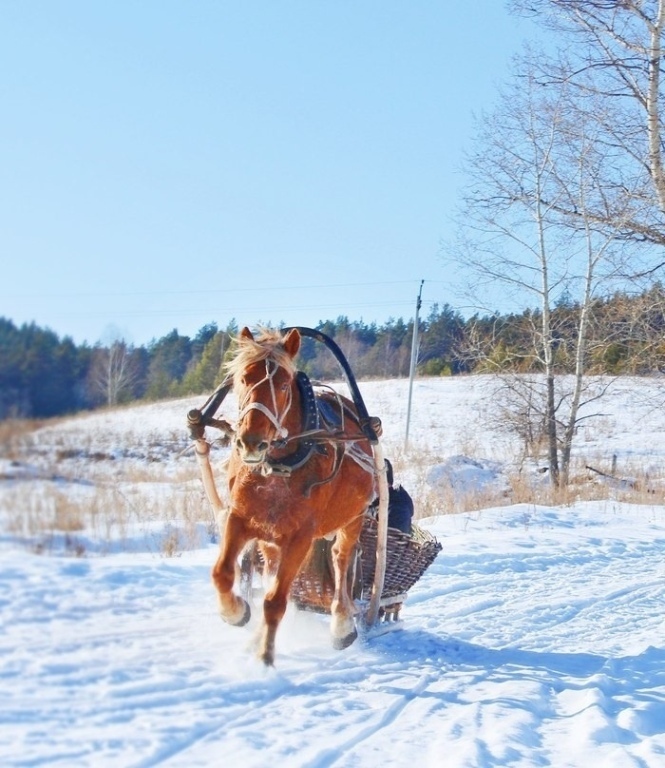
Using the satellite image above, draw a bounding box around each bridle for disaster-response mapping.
[236,358,293,442]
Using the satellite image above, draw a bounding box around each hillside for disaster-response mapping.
[3,375,665,549]
[2,375,665,766]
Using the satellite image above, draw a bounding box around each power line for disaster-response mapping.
[0,279,429,300]
[15,298,419,320]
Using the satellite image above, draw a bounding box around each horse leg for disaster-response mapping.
[211,513,252,627]
[330,520,364,650]
[258,542,281,592]
[238,543,255,604]
[258,535,311,666]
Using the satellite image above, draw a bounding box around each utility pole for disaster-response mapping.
[404,280,424,451]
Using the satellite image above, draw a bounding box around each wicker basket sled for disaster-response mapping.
[281,514,442,627]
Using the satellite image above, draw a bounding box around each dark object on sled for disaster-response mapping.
[289,514,442,622]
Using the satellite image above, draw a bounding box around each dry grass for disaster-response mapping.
[1,477,217,557]
[0,419,50,463]
[4,402,665,557]
[393,441,665,520]
[0,410,223,557]
[3,453,662,556]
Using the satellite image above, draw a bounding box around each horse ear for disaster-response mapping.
[240,327,254,341]
[282,328,301,358]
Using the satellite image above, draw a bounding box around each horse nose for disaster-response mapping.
[236,433,270,456]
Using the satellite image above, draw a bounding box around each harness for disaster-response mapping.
[186,328,382,484]
[266,371,320,476]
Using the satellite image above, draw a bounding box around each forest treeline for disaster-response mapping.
[2,285,665,420]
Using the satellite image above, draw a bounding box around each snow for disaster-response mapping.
[2,375,665,766]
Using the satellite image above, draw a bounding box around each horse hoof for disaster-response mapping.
[260,650,275,667]
[224,598,251,627]
[332,627,358,651]
[235,598,251,626]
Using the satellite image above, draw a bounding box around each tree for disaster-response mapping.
[453,57,630,485]
[364,318,412,377]
[179,328,232,394]
[510,1,665,263]
[145,329,192,400]
[590,284,665,373]
[419,304,467,375]
[88,340,141,407]
[189,323,219,365]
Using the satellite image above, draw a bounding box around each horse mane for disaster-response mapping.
[224,327,298,388]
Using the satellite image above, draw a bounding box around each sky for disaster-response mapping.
[1,2,534,346]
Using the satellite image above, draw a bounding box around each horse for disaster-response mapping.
[211,326,376,665]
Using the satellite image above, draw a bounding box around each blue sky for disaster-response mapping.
[1,2,533,346]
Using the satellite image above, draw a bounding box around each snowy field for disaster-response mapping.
[2,375,665,767]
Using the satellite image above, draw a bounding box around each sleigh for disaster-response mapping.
[187,326,441,650]
[289,516,441,627]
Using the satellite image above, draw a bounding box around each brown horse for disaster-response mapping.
[211,327,376,665]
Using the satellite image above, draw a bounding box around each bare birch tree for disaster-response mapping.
[89,340,140,407]
[454,58,633,485]
[510,0,665,259]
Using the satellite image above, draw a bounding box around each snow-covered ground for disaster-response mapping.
[2,375,665,766]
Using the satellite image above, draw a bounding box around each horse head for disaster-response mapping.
[231,327,301,465]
